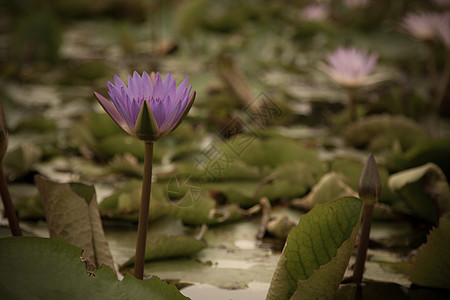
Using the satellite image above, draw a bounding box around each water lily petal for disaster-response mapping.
[93,92,134,136]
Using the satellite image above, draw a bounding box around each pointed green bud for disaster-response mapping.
[134,101,160,142]
[0,100,8,161]
[358,153,381,206]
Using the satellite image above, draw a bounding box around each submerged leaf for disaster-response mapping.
[35,176,114,270]
[410,218,450,289]
[267,197,363,299]
[0,236,188,300]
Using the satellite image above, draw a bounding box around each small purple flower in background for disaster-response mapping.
[300,4,329,22]
[434,13,450,49]
[94,71,196,142]
[401,12,445,42]
[320,46,379,88]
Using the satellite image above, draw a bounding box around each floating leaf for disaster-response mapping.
[267,197,363,300]
[35,176,114,270]
[3,143,42,178]
[99,180,171,222]
[266,215,297,240]
[257,161,326,201]
[388,163,450,224]
[170,192,243,226]
[410,218,450,289]
[291,172,357,211]
[121,235,207,267]
[387,139,450,180]
[0,236,188,300]
[342,114,428,153]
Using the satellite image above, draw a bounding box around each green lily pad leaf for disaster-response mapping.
[0,236,188,300]
[291,172,357,211]
[387,139,450,180]
[266,197,363,300]
[204,181,259,208]
[388,163,450,224]
[170,192,243,226]
[11,183,45,219]
[227,136,325,170]
[257,161,326,201]
[3,143,42,178]
[266,215,297,240]
[121,235,207,268]
[342,114,428,153]
[35,176,114,270]
[410,218,450,289]
[98,134,145,160]
[99,180,171,222]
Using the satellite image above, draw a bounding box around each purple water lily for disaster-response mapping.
[94,71,196,142]
[320,46,379,88]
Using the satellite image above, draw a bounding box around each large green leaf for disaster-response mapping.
[388,163,450,224]
[35,176,114,270]
[0,236,189,300]
[266,197,363,300]
[410,218,450,289]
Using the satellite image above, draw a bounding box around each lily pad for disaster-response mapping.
[0,236,188,300]
[388,163,450,224]
[121,235,207,267]
[291,172,357,211]
[99,180,172,222]
[342,114,428,153]
[410,218,450,289]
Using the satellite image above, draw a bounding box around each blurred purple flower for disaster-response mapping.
[434,13,450,49]
[401,12,445,42]
[320,46,380,88]
[300,4,329,22]
[94,71,195,142]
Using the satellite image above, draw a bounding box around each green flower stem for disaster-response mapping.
[134,142,154,280]
[347,88,357,121]
[0,162,22,236]
[353,203,374,285]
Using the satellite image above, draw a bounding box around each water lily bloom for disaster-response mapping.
[300,4,329,22]
[320,46,379,88]
[401,12,445,42]
[94,71,196,142]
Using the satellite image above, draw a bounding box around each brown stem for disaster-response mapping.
[0,163,22,236]
[435,52,450,112]
[134,142,154,280]
[347,88,356,121]
[353,204,374,284]
[426,42,438,91]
